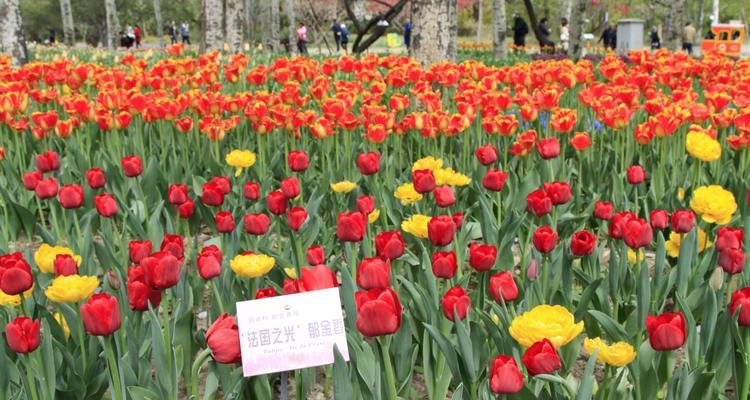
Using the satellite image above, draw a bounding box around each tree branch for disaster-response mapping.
[343,0,363,33]
[350,0,409,54]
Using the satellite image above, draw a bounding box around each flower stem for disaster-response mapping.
[75,304,88,372]
[23,354,40,400]
[190,347,212,399]
[104,335,125,400]
[378,337,398,400]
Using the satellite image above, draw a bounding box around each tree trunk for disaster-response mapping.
[270,0,280,52]
[712,0,719,22]
[153,0,163,47]
[225,0,244,52]
[203,0,224,51]
[0,0,26,65]
[568,0,586,59]
[447,0,457,60]
[564,0,572,21]
[411,0,455,66]
[476,0,482,42]
[696,0,705,46]
[104,0,120,50]
[351,0,367,22]
[286,0,295,49]
[59,0,75,46]
[522,0,543,45]
[664,0,685,51]
[245,0,253,43]
[492,0,506,59]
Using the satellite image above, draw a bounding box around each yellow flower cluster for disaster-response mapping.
[583,337,636,367]
[0,287,34,307]
[330,180,357,193]
[368,209,380,223]
[225,149,256,177]
[45,275,99,303]
[394,183,423,205]
[627,249,644,264]
[509,305,584,348]
[411,156,443,172]
[434,167,471,186]
[401,214,432,238]
[34,244,82,274]
[230,253,276,278]
[685,130,721,161]
[665,228,712,258]
[690,185,737,225]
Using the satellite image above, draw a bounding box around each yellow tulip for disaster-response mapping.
[665,228,712,258]
[509,304,584,348]
[0,286,33,307]
[368,209,380,223]
[583,337,636,367]
[401,214,432,239]
[225,149,256,177]
[54,312,71,339]
[690,185,737,225]
[34,244,82,274]
[411,156,443,172]
[394,183,423,205]
[685,130,721,161]
[230,253,275,278]
[330,180,357,193]
[45,275,99,303]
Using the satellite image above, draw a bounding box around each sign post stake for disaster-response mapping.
[279,371,288,400]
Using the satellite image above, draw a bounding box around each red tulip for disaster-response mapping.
[489,271,518,303]
[178,198,195,218]
[243,181,261,200]
[210,177,231,194]
[730,287,750,326]
[720,248,745,275]
[536,137,560,159]
[432,185,456,207]
[160,234,184,260]
[214,211,235,233]
[288,150,309,172]
[35,177,58,199]
[58,184,84,208]
[412,169,436,193]
[670,210,696,234]
[126,265,162,311]
[354,288,402,337]
[375,231,405,260]
[201,182,225,206]
[441,286,471,321]
[300,264,338,291]
[141,251,181,290]
[266,191,288,215]
[81,293,121,336]
[244,213,271,235]
[86,168,106,189]
[255,287,277,299]
[286,206,308,231]
[356,195,376,215]
[522,339,561,375]
[532,226,558,254]
[197,245,222,280]
[608,212,636,239]
[716,227,744,252]
[469,243,497,271]
[306,245,325,265]
[54,254,78,276]
[646,312,686,351]
[432,251,458,279]
[357,258,390,290]
[337,212,366,242]
[5,317,40,354]
[452,212,464,229]
[570,230,596,256]
[23,171,42,191]
[543,181,572,205]
[357,151,380,175]
[94,193,118,217]
[280,177,300,199]
[167,183,189,205]
[594,201,614,220]
[490,355,524,394]
[0,253,33,295]
[475,144,498,165]
[121,155,143,177]
[622,218,653,249]
[649,209,669,230]
[526,189,552,217]
[206,313,241,363]
[483,169,508,192]
[36,150,60,173]
[427,215,455,246]
[626,165,646,184]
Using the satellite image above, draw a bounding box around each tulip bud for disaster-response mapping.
[526,258,539,281]
[106,270,121,290]
[709,267,724,291]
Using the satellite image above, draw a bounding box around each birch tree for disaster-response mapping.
[203,0,224,51]
[0,0,26,65]
[225,0,244,52]
[286,0,295,49]
[411,0,456,66]
[492,0,507,59]
[568,0,586,59]
[104,0,120,51]
[59,0,75,46]
[153,0,163,47]
[664,0,685,51]
[270,0,280,52]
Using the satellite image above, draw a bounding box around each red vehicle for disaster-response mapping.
[701,23,745,57]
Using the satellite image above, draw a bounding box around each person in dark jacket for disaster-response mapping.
[650,27,661,50]
[538,17,554,52]
[599,23,617,50]
[512,13,529,48]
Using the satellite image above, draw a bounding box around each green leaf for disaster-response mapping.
[127,386,161,400]
[333,344,353,400]
[588,310,628,342]
[575,350,598,400]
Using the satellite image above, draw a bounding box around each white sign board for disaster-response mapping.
[236,287,349,377]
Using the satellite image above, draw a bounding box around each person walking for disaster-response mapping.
[599,23,617,50]
[296,22,309,55]
[180,22,190,45]
[538,18,554,52]
[650,27,661,50]
[682,22,696,54]
[404,21,411,48]
[169,21,178,44]
[559,18,570,52]
[134,24,142,48]
[331,19,341,52]
[511,13,529,49]
[340,23,350,54]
